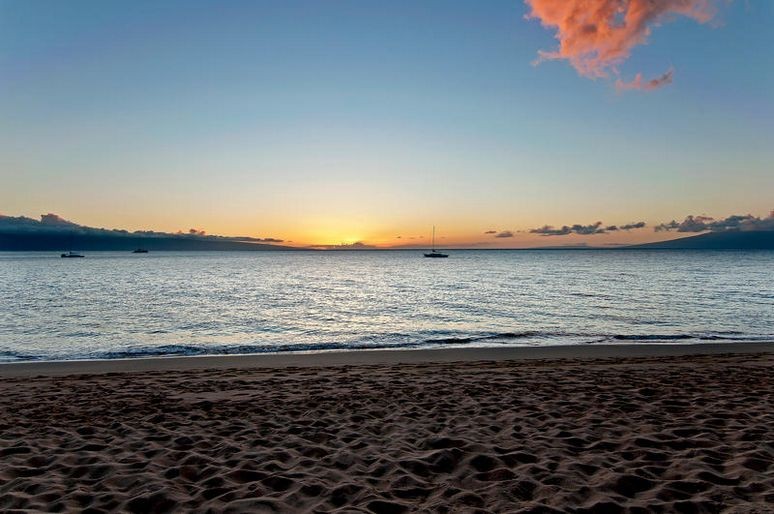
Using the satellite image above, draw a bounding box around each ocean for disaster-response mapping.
[0,250,772,362]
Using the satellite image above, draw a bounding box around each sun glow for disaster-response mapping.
[299,225,367,248]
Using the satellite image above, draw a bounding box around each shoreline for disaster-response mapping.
[1,341,771,377]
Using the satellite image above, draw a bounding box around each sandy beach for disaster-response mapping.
[1,344,772,513]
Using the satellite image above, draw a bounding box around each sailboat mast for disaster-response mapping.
[432,225,436,251]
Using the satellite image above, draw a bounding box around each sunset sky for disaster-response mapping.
[1,1,772,248]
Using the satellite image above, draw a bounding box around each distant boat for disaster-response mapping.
[132,249,149,253]
[424,226,448,258]
[60,251,84,258]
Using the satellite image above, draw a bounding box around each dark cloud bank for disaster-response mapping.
[0,214,293,251]
[530,221,647,236]
[521,212,773,249]
[527,213,774,238]
[655,213,774,233]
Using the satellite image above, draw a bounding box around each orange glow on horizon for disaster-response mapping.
[278,225,689,249]
[0,209,732,250]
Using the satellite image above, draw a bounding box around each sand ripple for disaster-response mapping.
[0,353,772,512]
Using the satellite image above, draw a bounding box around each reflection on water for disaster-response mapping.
[0,250,772,361]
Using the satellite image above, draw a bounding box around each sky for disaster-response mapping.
[1,0,772,248]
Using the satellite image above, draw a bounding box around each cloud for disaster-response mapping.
[616,68,674,92]
[531,221,604,236]
[494,230,515,238]
[524,0,717,90]
[484,230,497,234]
[530,220,646,236]
[531,225,571,236]
[573,222,607,235]
[188,228,206,236]
[655,213,774,232]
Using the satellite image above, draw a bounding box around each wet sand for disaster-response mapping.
[1,341,772,377]
[0,344,772,512]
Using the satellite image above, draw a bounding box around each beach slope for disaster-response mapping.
[1,348,772,512]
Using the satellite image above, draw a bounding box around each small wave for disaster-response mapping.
[698,334,773,342]
[0,350,43,362]
[92,343,339,360]
[422,331,544,345]
[612,334,693,341]
[87,340,431,360]
[20,332,550,361]
[608,333,772,343]
[2,331,771,363]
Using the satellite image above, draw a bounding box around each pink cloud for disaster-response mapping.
[525,0,717,90]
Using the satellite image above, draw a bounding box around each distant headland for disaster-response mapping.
[0,214,297,252]
[626,230,774,250]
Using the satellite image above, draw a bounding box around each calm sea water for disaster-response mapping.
[0,250,772,362]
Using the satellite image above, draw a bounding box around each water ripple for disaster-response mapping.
[0,250,772,362]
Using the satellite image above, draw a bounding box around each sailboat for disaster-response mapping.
[61,233,84,258]
[424,226,448,258]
